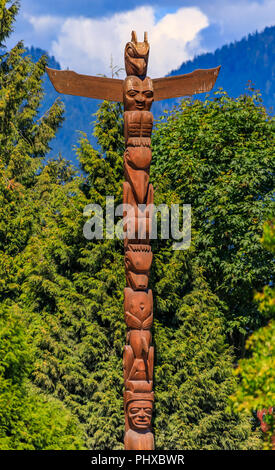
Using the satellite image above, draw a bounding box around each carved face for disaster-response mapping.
[128,400,153,430]
[123,76,154,111]
[125,245,153,290]
[125,245,152,271]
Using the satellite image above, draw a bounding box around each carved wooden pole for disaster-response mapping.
[123,32,154,450]
[46,30,220,451]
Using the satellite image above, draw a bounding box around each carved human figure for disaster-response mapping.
[124,328,153,380]
[123,76,154,112]
[124,31,149,77]
[128,400,153,429]
[124,164,149,205]
[124,110,153,149]
[123,344,153,392]
[123,181,153,212]
[123,289,154,393]
[124,146,152,210]
[126,329,151,358]
[124,391,154,450]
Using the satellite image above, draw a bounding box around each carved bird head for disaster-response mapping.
[125,30,150,78]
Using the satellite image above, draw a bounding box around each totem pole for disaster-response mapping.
[122,32,154,450]
[46,31,220,450]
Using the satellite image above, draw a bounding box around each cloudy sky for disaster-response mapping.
[8,0,275,77]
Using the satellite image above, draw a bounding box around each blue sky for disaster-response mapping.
[8,0,275,77]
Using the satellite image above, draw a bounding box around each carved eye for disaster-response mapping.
[130,408,139,414]
[127,90,138,97]
[127,47,135,58]
[145,408,152,415]
[144,91,153,98]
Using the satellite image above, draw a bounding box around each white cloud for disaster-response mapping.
[26,14,64,33]
[149,8,209,75]
[46,6,209,78]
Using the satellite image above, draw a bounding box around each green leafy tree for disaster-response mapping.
[0,302,84,450]
[153,258,260,449]
[231,219,275,449]
[151,89,274,353]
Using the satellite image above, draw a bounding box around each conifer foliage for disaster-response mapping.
[1,1,274,450]
[0,1,84,449]
[19,125,126,449]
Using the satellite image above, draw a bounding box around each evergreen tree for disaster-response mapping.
[19,104,126,449]
[0,0,85,449]
[0,302,84,450]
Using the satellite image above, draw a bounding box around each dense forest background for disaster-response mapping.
[0,1,274,450]
[26,24,275,164]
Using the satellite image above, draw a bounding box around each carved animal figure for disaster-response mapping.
[124,31,150,77]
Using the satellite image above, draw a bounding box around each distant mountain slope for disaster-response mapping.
[26,25,275,165]
[154,25,275,116]
[170,25,275,109]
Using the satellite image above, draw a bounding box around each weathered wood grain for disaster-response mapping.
[46,67,123,102]
[152,66,221,101]
[46,66,221,102]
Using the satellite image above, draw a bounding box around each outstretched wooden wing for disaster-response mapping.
[46,65,221,102]
[46,67,124,102]
[152,66,221,101]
